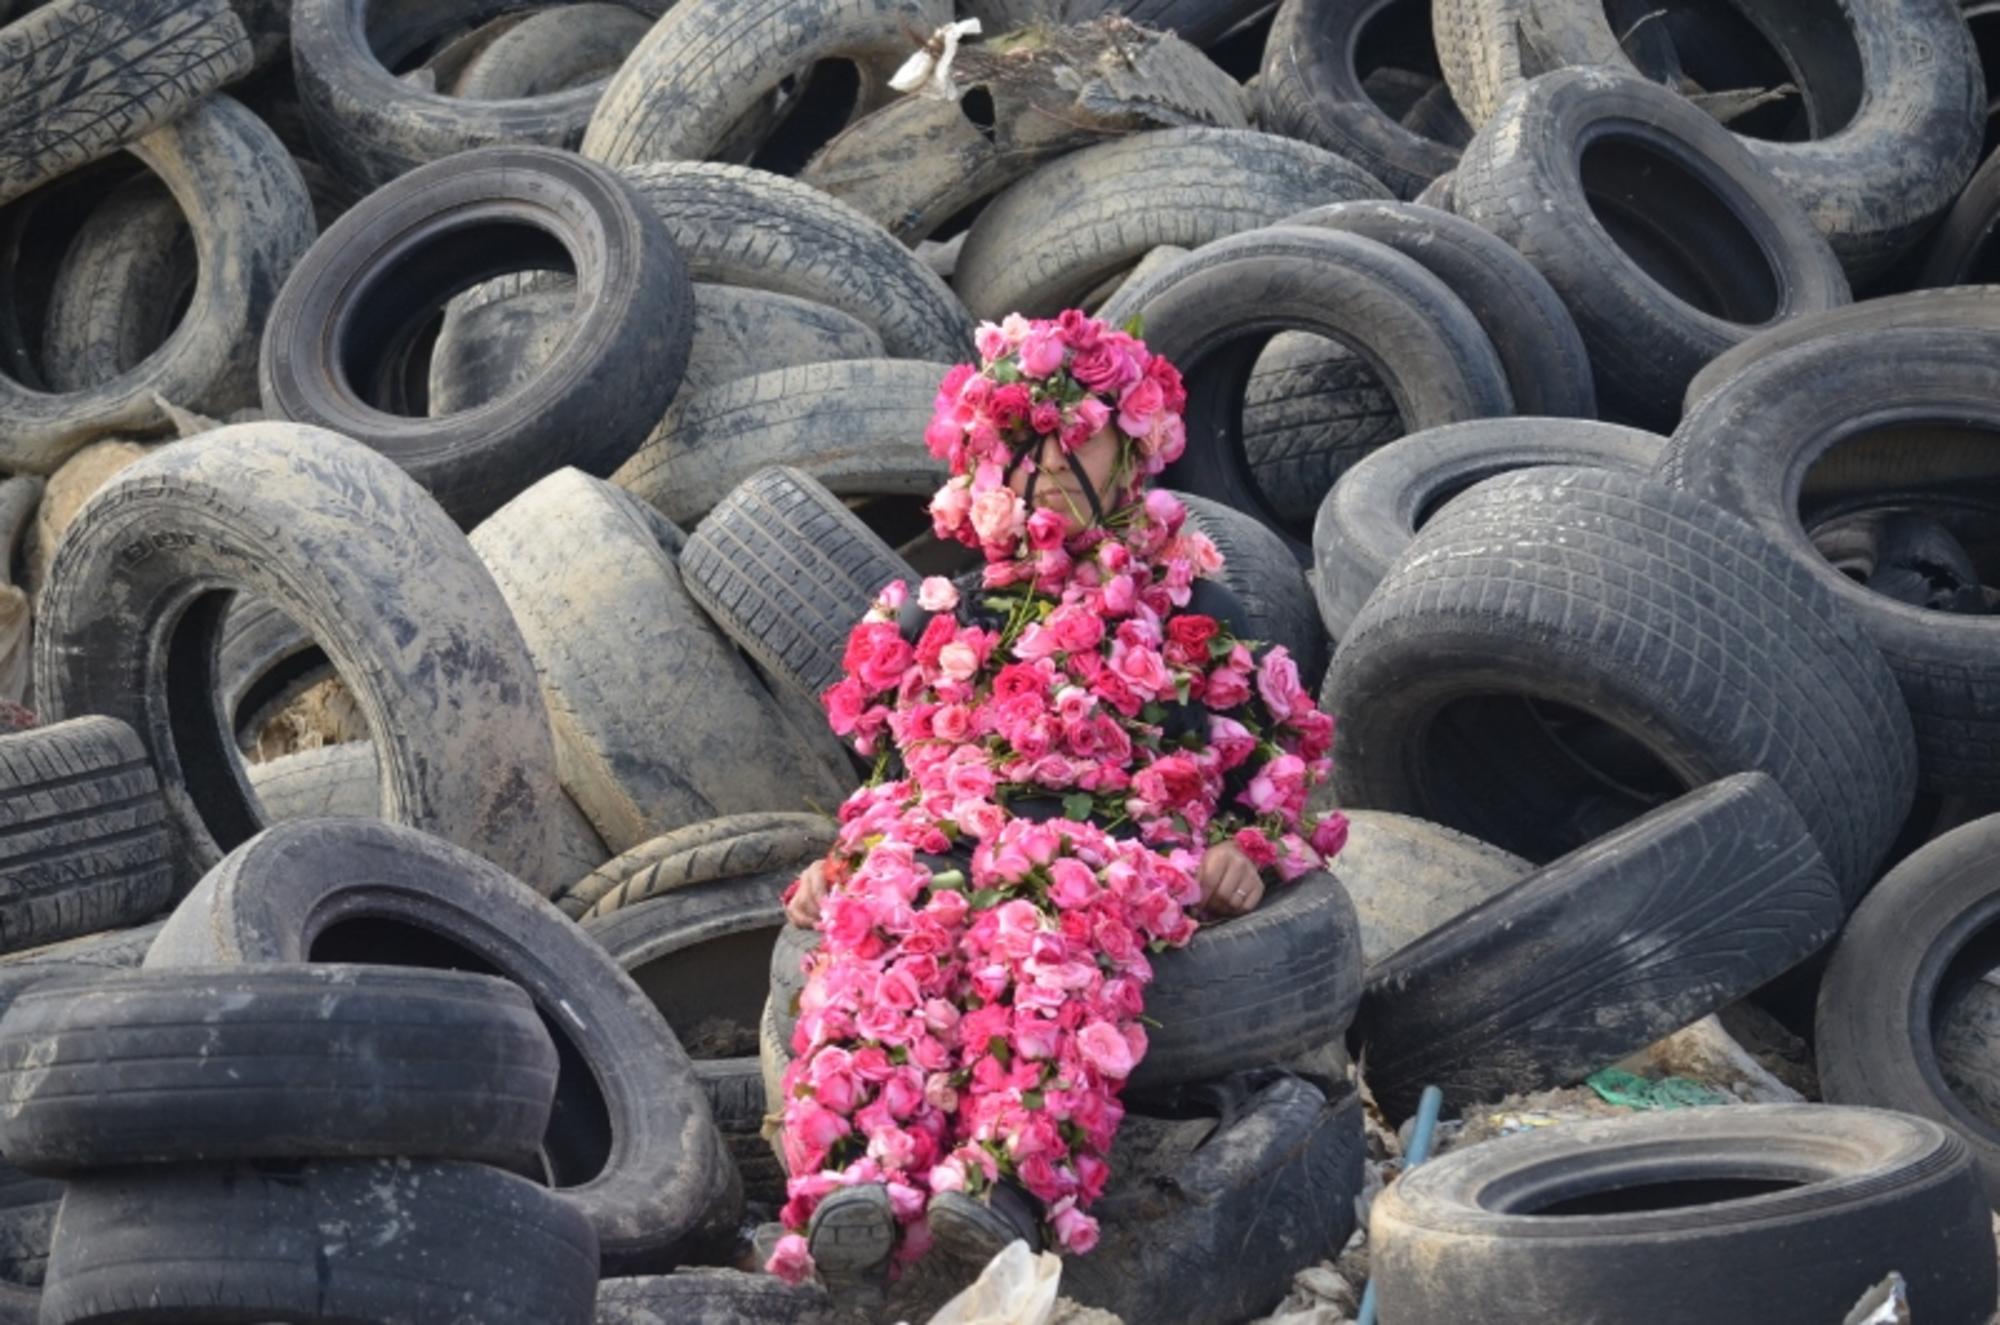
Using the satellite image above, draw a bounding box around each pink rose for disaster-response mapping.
[1206,663,1252,709]
[765,1233,814,1284]
[917,576,959,613]
[931,703,971,742]
[1077,1020,1136,1079]
[1117,375,1165,436]
[1019,326,1067,378]
[1311,811,1350,859]
[1062,396,1112,451]
[1030,400,1063,434]
[970,487,1023,546]
[1071,342,1140,395]
[1257,649,1305,720]
[975,322,1008,361]
[1026,507,1067,551]
[938,641,979,681]
[1050,1202,1100,1255]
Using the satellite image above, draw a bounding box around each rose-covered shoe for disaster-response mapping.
[806,1183,896,1307]
[929,1182,1043,1267]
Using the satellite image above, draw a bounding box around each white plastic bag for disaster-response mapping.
[923,1241,1063,1325]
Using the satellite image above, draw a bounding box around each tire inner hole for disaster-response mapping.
[1930,915,2000,1132]
[1416,693,1687,863]
[310,916,613,1188]
[1602,0,1859,141]
[335,219,574,418]
[625,925,776,1060]
[1352,0,1464,135]
[749,59,865,176]
[1580,131,1779,324]
[1525,1174,1805,1216]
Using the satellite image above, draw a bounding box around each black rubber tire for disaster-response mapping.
[32,422,570,891]
[1412,166,1455,211]
[291,0,671,191]
[1684,287,2000,411]
[580,0,942,169]
[1818,814,2000,1206]
[773,872,1362,1095]
[0,1161,57,1292]
[1283,199,1596,422]
[1239,335,1404,530]
[1311,416,1665,641]
[679,466,915,705]
[471,470,850,853]
[1433,0,1985,280]
[39,1159,599,1325]
[1060,1074,1364,1325]
[584,878,787,1205]
[0,965,558,1172]
[1174,491,1329,687]
[454,4,654,98]
[563,811,833,921]
[1355,773,1845,1119]
[0,927,162,973]
[1322,467,1918,900]
[0,718,173,957]
[597,1270,833,1325]
[259,145,694,526]
[0,0,252,208]
[41,175,196,395]
[1660,325,2000,796]
[1922,146,2000,288]
[143,817,739,1273]
[1103,225,1512,555]
[1451,68,1850,428]
[1257,0,1462,198]
[1373,1103,1994,1324]
[433,280,884,415]
[613,359,946,527]
[615,162,973,361]
[953,126,1394,322]
[0,96,315,476]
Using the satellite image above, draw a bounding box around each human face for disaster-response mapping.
[1006,426,1121,536]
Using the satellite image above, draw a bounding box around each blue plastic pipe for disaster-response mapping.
[1355,1084,1444,1325]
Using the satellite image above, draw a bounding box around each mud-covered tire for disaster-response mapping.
[41,177,196,395]
[680,466,914,704]
[596,1270,833,1325]
[1257,0,1462,198]
[619,161,975,361]
[143,818,740,1273]
[1370,1104,1995,1325]
[454,4,654,99]
[32,423,569,890]
[1061,1074,1364,1325]
[0,0,252,208]
[245,741,611,891]
[1174,492,1328,686]
[563,811,832,921]
[1334,809,1531,969]
[1818,815,2000,1205]
[39,1159,599,1325]
[1661,325,2000,796]
[1323,467,1918,900]
[1685,287,2000,411]
[1311,417,1664,641]
[1284,200,1595,422]
[472,470,849,852]
[613,359,946,526]
[953,126,1393,321]
[0,718,174,957]
[0,965,558,1172]
[1106,225,1512,554]
[1432,0,1984,279]
[964,0,1273,46]
[291,0,671,191]
[260,146,692,525]
[1356,774,1844,1118]
[0,97,314,475]
[581,0,945,169]
[0,1161,57,1292]
[1451,68,1849,427]
[215,597,333,752]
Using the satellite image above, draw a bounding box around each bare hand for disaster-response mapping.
[1198,842,1264,919]
[785,859,829,928]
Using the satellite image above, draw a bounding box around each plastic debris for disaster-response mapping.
[1585,1068,1730,1111]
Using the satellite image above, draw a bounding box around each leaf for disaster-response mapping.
[1063,792,1094,821]
[1141,701,1168,725]
[1023,1090,1046,1109]
[969,887,1004,909]
[1207,635,1235,660]
[988,1037,1011,1065]
[1122,313,1145,338]
[929,868,967,891]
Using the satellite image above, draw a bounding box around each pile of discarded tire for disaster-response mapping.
[2,0,2000,1320]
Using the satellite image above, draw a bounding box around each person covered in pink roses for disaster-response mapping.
[764,310,1348,1303]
